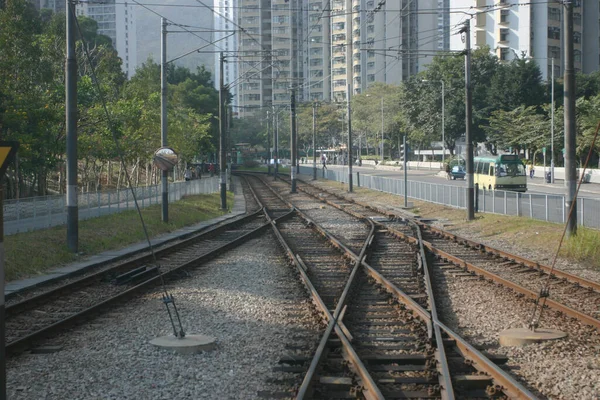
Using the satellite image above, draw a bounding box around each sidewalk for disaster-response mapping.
[4,178,246,300]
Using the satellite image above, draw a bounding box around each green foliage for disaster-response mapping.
[0,1,220,198]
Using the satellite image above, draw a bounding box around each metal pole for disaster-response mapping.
[290,87,297,193]
[564,2,576,235]
[345,0,353,192]
[0,188,5,400]
[403,135,408,207]
[441,80,445,165]
[380,97,384,163]
[347,84,353,192]
[312,101,317,180]
[274,108,279,180]
[267,110,271,175]
[219,52,227,209]
[551,57,555,184]
[463,20,475,220]
[66,0,78,252]
[160,18,169,222]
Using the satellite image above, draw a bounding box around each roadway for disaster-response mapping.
[314,163,600,199]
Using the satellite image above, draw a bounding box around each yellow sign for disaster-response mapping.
[0,142,18,177]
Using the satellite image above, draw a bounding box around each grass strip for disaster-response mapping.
[5,191,234,282]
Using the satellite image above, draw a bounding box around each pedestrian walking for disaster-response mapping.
[321,154,328,170]
[530,164,535,179]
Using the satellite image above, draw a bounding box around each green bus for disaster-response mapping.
[474,154,527,192]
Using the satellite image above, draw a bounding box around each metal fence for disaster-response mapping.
[299,166,600,230]
[5,178,220,235]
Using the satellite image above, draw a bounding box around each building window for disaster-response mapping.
[547,27,560,40]
[573,32,581,44]
[499,28,509,42]
[499,48,509,61]
[548,8,561,22]
[549,45,561,59]
[500,10,509,23]
[367,74,375,82]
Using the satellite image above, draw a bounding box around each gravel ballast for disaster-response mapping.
[304,178,600,399]
[7,235,320,399]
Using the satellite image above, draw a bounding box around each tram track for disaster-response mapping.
[5,179,277,355]
[287,174,600,331]
[242,172,535,399]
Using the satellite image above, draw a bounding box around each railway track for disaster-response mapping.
[243,172,535,399]
[286,174,600,331]
[5,178,276,355]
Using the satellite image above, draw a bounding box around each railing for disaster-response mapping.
[299,166,600,230]
[5,178,221,235]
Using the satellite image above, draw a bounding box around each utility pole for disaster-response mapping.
[219,52,227,209]
[462,20,475,220]
[160,18,169,222]
[66,0,78,252]
[380,97,384,163]
[403,135,408,208]
[290,88,297,193]
[441,80,445,165]
[274,107,279,180]
[551,57,555,184]
[345,0,353,192]
[312,101,318,180]
[267,110,271,175]
[563,1,576,235]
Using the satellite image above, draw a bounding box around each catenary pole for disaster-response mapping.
[403,135,408,208]
[160,18,169,222]
[345,0,353,192]
[219,52,227,209]
[564,1,576,236]
[463,20,475,220]
[381,97,384,163]
[267,110,271,175]
[442,80,445,165]
[290,88,297,193]
[312,101,317,180]
[274,107,279,180]
[66,0,78,251]
[551,57,555,184]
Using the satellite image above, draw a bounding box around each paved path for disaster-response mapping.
[4,177,246,299]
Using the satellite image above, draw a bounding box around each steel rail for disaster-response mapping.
[295,179,600,331]
[6,209,264,315]
[283,177,541,399]
[415,223,600,293]
[241,174,385,399]
[6,214,280,355]
[423,239,600,330]
[295,218,381,400]
[411,221,455,400]
[437,320,537,400]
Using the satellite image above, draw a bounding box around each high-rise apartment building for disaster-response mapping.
[214,0,238,109]
[76,1,138,78]
[237,0,443,115]
[38,0,63,13]
[449,1,599,80]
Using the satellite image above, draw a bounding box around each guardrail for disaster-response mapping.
[299,166,600,230]
[5,178,221,235]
